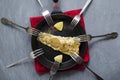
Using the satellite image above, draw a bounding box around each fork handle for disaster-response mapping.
[77,58,104,80]
[71,53,104,80]
[6,57,29,68]
[82,63,104,80]
[91,32,118,39]
[37,0,44,9]
[49,61,60,80]
[1,17,27,30]
[80,0,92,15]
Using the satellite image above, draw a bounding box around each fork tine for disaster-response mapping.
[6,49,44,68]
[32,28,40,36]
[32,27,40,32]
[27,27,40,36]
[30,48,44,59]
[42,10,54,27]
[33,48,43,53]
[70,0,92,30]
[44,16,54,26]
[35,52,44,58]
[70,18,79,30]
[34,50,44,56]
[37,0,54,27]
[75,35,90,42]
[31,48,44,59]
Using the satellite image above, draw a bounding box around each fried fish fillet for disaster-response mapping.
[37,33,80,56]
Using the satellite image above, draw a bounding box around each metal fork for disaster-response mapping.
[70,0,92,30]
[49,61,60,80]
[37,0,54,27]
[74,32,118,42]
[70,53,104,80]
[6,48,44,68]
[1,18,41,36]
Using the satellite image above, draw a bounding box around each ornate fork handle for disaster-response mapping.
[1,17,27,30]
[75,32,118,42]
[78,57,104,80]
[90,32,118,39]
[70,53,104,80]
[1,18,41,36]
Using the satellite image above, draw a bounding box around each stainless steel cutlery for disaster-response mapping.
[49,61,60,80]
[37,0,54,27]
[6,48,44,68]
[1,18,41,36]
[70,0,92,30]
[70,53,104,80]
[74,32,118,42]
[1,18,118,43]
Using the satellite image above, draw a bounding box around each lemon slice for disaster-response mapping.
[54,21,63,31]
[54,55,63,63]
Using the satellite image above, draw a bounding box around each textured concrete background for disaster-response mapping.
[0,0,120,80]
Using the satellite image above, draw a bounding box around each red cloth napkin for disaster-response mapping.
[30,9,90,74]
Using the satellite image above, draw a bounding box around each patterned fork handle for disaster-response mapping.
[70,53,104,80]
[49,61,60,80]
[70,0,92,30]
[37,0,54,27]
[1,18,41,36]
[74,32,118,42]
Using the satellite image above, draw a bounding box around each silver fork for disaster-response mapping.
[70,53,104,80]
[1,18,41,36]
[74,32,118,42]
[70,0,92,30]
[6,48,44,68]
[37,0,54,27]
[49,61,60,80]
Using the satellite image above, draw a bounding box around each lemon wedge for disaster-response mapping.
[54,55,63,63]
[54,21,63,31]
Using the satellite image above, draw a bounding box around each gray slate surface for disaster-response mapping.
[0,0,120,80]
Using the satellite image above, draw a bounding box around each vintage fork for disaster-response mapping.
[37,0,54,27]
[74,32,118,42]
[1,18,41,36]
[6,48,44,68]
[49,61,60,80]
[70,53,104,80]
[70,0,92,30]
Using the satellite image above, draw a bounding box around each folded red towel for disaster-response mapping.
[30,9,90,74]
